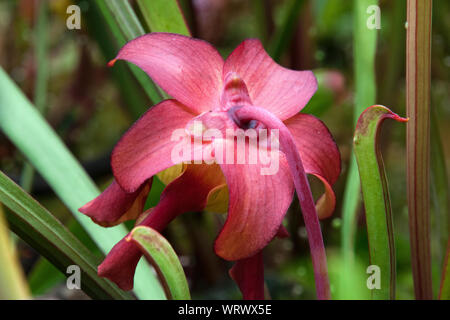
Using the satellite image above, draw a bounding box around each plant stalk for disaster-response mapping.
[406,0,433,300]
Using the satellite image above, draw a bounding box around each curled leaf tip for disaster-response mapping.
[356,105,408,137]
[128,226,191,300]
[354,103,406,299]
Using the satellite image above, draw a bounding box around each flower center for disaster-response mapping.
[184,111,232,141]
[228,106,266,130]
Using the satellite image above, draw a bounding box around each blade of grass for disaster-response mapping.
[0,203,30,299]
[354,105,408,299]
[128,226,191,300]
[28,217,101,295]
[137,0,190,35]
[0,171,133,300]
[0,68,165,299]
[341,0,378,290]
[406,0,433,299]
[268,0,305,62]
[20,0,48,192]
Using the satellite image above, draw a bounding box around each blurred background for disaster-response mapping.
[0,0,448,299]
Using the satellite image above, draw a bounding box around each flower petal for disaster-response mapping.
[97,238,141,291]
[112,33,223,114]
[276,225,290,238]
[229,251,265,300]
[284,113,341,218]
[111,99,208,192]
[79,179,151,227]
[223,39,317,120]
[98,164,225,290]
[215,146,294,261]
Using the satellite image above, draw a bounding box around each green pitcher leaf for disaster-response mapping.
[354,105,408,299]
[129,226,191,300]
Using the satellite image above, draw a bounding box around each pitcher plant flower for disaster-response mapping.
[79,33,340,300]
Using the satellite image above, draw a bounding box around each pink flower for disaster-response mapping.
[79,33,340,299]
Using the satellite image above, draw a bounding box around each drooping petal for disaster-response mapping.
[111,99,209,193]
[98,164,225,290]
[214,139,294,261]
[97,238,141,291]
[284,113,341,218]
[314,175,337,219]
[111,33,224,114]
[229,251,265,300]
[223,39,317,120]
[229,105,331,299]
[79,179,151,227]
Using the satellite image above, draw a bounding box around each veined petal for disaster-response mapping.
[111,33,224,114]
[229,252,265,300]
[111,99,208,193]
[284,113,341,218]
[223,39,317,120]
[79,179,151,227]
[215,142,294,261]
[98,164,225,290]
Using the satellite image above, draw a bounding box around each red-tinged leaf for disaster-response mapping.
[354,105,408,299]
[406,0,433,299]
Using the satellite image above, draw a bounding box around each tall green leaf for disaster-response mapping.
[28,218,101,296]
[137,0,191,35]
[341,0,378,289]
[0,171,132,300]
[354,105,408,299]
[0,67,165,299]
[406,0,433,299]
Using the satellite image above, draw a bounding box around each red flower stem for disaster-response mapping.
[229,106,331,300]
